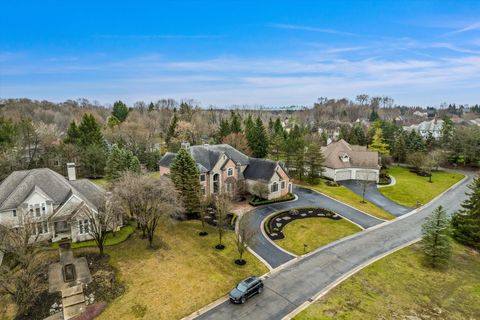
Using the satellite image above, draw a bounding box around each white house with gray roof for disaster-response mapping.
[404,119,444,139]
[0,164,106,243]
[159,144,292,200]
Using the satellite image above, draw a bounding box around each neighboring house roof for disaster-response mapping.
[404,119,444,133]
[0,168,104,211]
[159,144,288,182]
[321,139,380,170]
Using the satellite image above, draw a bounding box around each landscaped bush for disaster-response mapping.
[326,180,339,187]
[249,193,295,206]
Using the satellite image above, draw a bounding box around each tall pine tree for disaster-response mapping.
[112,100,129,122]
[229,111,242,133]
[304,143,325,183]
[368,128,389,155]
[248,117,269,158]
[165,110,178,151]
[451,174,480,249]
[421,206,452,268]
[170,148,201,214]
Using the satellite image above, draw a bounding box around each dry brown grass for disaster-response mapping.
[96,220,267,320]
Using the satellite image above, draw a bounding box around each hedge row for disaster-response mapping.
[249,193,296,206]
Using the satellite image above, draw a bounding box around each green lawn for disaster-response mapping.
[379,166,465,207]
[275,217,361,255]
[297,181,395,220]
[50,224,135,249]
[96,220,267,320]
[295,242,480,320]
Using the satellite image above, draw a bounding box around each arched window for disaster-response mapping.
[271,182,278,193]
[227,168,234,177]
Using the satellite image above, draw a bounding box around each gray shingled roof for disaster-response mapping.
[0,168,104,211]
[243,158,278,181]
[158,144,287,181]
[321,139,380,170]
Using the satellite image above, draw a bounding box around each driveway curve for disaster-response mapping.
[243,186,385,269]
[339,180,412,216]
[193,172,473,320]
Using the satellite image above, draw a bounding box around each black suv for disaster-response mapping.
[229,276,264,304]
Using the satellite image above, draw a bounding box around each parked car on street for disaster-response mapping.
[229,276,264,304]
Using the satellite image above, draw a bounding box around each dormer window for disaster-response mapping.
[340,153,350,162]
[227,168,234,177]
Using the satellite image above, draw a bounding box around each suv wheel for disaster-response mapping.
[258,286,263,294]
[241,297,246,304]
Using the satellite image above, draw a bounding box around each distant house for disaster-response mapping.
[0,164,106,243]
[159,144,292,200]
[403,119,444,139]
[321,139,380,182]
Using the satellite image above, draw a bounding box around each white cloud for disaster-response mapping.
[443,22,480,36]
[270,23,356,36]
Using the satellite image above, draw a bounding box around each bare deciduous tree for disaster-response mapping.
[214,192,231,250]
[234,215,257,264]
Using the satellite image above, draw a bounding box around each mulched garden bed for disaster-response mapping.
[265,207,341,240]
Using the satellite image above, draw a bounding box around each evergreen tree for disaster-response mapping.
[244,115,255,142]
[283,125,304,169]
[229,111,242,134]
[148,102,155,112]
[369,110,379,122]
[105,145,141,180]
[441,115,454,145]
[421,206,452,268]
[78,113,104,147]
[217,119,231,142]
[165,110,178,150]
[293,147,306,181]
[406,130,426,153]
[64,121,81,144]
[112,100,129,122]
[392,132,407,162]
[451,174,480,249]
[304,143,325,183]
[248,117,269,158]
[273,118,283,136]
[81,144,106,178]
[368,128,389,155]
[170,148,201,214]
[178,102,193,121]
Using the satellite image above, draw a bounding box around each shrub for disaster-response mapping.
[249,193,295,206]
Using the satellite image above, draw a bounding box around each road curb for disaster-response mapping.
[282,238,421,320]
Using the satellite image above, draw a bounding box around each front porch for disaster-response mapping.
[51,221,73,242]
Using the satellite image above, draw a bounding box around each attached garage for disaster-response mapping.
[355,170,378,181]
[335,170,352,181]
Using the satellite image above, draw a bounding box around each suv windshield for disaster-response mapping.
[236,283,249,292]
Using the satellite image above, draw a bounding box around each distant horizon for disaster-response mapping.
[1,1,480,107]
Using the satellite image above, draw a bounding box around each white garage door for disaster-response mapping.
[335,170,352,181]
[356,170,377,181]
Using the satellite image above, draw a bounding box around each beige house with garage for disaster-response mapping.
[321,139,380,182]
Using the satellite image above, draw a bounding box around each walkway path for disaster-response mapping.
[242,186,385,269]
[339,180,411,216]
[193,172,473,320]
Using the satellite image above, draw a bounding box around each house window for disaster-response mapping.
[200,174,206,182]
[79,220,84,234]
[281,181,285,189]
[84,219,90,234]
[42,204,46,214]
[35,207,41,217]
[271,182,279,193]
[12,209,16,217]
[227,168,234,177]
[37,222,43,234]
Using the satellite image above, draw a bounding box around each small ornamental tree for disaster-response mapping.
[421,206,452,268]
[214,192,231,250]
[170,148,201,215]
[234,215,257,265]
[451,174,480,249]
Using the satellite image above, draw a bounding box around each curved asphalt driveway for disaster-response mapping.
[243,186,385,269]
[339,180,412,216]
[193,172,474,320]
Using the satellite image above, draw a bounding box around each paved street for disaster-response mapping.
[194,173,473,320]
[242,186,385,268]
[339,180,412,216]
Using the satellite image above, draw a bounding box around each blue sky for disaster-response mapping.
[1,1,480,107]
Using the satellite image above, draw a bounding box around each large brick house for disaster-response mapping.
[159,144,292,200]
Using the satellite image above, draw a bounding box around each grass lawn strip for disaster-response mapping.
[297,181,395,220]
[96,220,267,320]
[379,166,465,207]
[294,243,480,320]
[275,217,361,255]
